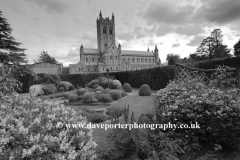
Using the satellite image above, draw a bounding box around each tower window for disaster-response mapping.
[109,27,112,34]
[92,58,94,62]
[110,55,112,60]
[103,26,107,34]
[116,55,117,59]
[86,58,88,62]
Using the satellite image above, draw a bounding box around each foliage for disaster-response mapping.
[166,53,181,65]
[81,111,107,123]
[29,84,44,96]
[99,93,113,103]
[41,83,57,95]
[82,92,97,103]
[106,105,124,119]
[58,87,64,92]
[77,88,88,96]
[57,81,74,91]
[0,64,22,98]
[111,79,122,89]
[108,90,122,100]
[0,95,97,159]
[68,94,79,103]
[120,90,127,97]
[92,84,100,89]
[234,38,240,56]
[33,74,61,85]
[0,10,27,65]
[93,91,102,100]
[190,29,231,61]
[95,86,104,92]
[154,66,240,153]
[139,84,152,96]
[123,83,132,92]
[35,51,58,64]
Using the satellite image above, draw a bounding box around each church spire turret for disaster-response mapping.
[99,10,102,19]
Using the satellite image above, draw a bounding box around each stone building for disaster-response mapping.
[69,11,161,74]
[30,62,63,74]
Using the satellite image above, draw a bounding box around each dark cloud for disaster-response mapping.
[195,0,240,24]
[187,35,205,46]
[144,0,196,25]
[175,25,205,36]
[25,0,71,14]
[172,42,180,47]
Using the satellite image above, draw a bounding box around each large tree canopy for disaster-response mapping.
[36,51,58,64]
[0,10,27,65]
[190,29,231,61]
[234,39,240,56]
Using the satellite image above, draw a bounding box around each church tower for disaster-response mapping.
[96,11,116,53]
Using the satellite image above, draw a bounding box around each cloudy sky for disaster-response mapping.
[1,0,240,66]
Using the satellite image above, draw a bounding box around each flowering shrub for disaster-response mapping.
[77,88,88,96]
[111,80,122,89]
[0,95,97,159]
[154,66,240,152]
[57,81,74,91]
[123,83,132,92]
[139,84,152,96]
[29,84,44,96]
[82,92,97,103]
[95,86,104,92]
[108,90,122,100]
[41,83,57,95]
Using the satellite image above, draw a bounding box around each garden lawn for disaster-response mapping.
[93,90,155,152]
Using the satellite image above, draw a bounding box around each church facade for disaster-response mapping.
[69,11,161,74]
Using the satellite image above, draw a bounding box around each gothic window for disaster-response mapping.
[153,59,155,62]
[103,26,107,34]
[145,59,147,62]
[109,27,112,34]
[132,58,134,62]
[141,59,143,62]
[92,58,94,62]
[98,58,100,62]
[137,58,138,62]
[79,68,81,71]
[86,57,88,62]
[111,67,112,70]
[110,55,112,60]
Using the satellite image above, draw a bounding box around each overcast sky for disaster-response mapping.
[1,0,240,66]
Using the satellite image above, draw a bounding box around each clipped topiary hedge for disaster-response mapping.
[123,83,132,92]
[139,84,152,96]
[82,92,97,103]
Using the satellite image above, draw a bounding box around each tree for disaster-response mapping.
[234,39,240,56]
[36,51,58,64]
[0,10,27,65]
[190,29,231,61]
[166,53,180,65]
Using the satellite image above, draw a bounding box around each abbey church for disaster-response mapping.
[69,11,161,74]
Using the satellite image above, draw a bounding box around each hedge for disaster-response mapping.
[110,66,175,90]
[189,56,240,69]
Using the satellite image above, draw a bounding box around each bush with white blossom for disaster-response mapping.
[0,94,97,160]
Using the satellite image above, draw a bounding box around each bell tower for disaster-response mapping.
[96,11,116,53]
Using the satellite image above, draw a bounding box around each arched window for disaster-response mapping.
[110,55,112,60]
[116,55,117,59]
[103,26,107,34]
[109,27,112,34]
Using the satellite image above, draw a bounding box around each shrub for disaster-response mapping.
[93,92,102,100]
[57,87,64,92]
[92,84,100,89]
[95,86,104,92]
[57,81,74,91]
[82,92,97,103]
[29,84,44,96]
[0,95,97,159]
[68,94,79,103]
[109,90,122,100]
[139,84,152,96]
[120,90,127,97]
[106,105,124,119]
[123,83,132,92]
[77,88,88,96]
[112,79,122,89]
[82,112,107,123]
[100,93,113,103]
[154,66,240,152]
[41,83,57,95]
[62,92,71,99]
[78,95,83,101]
